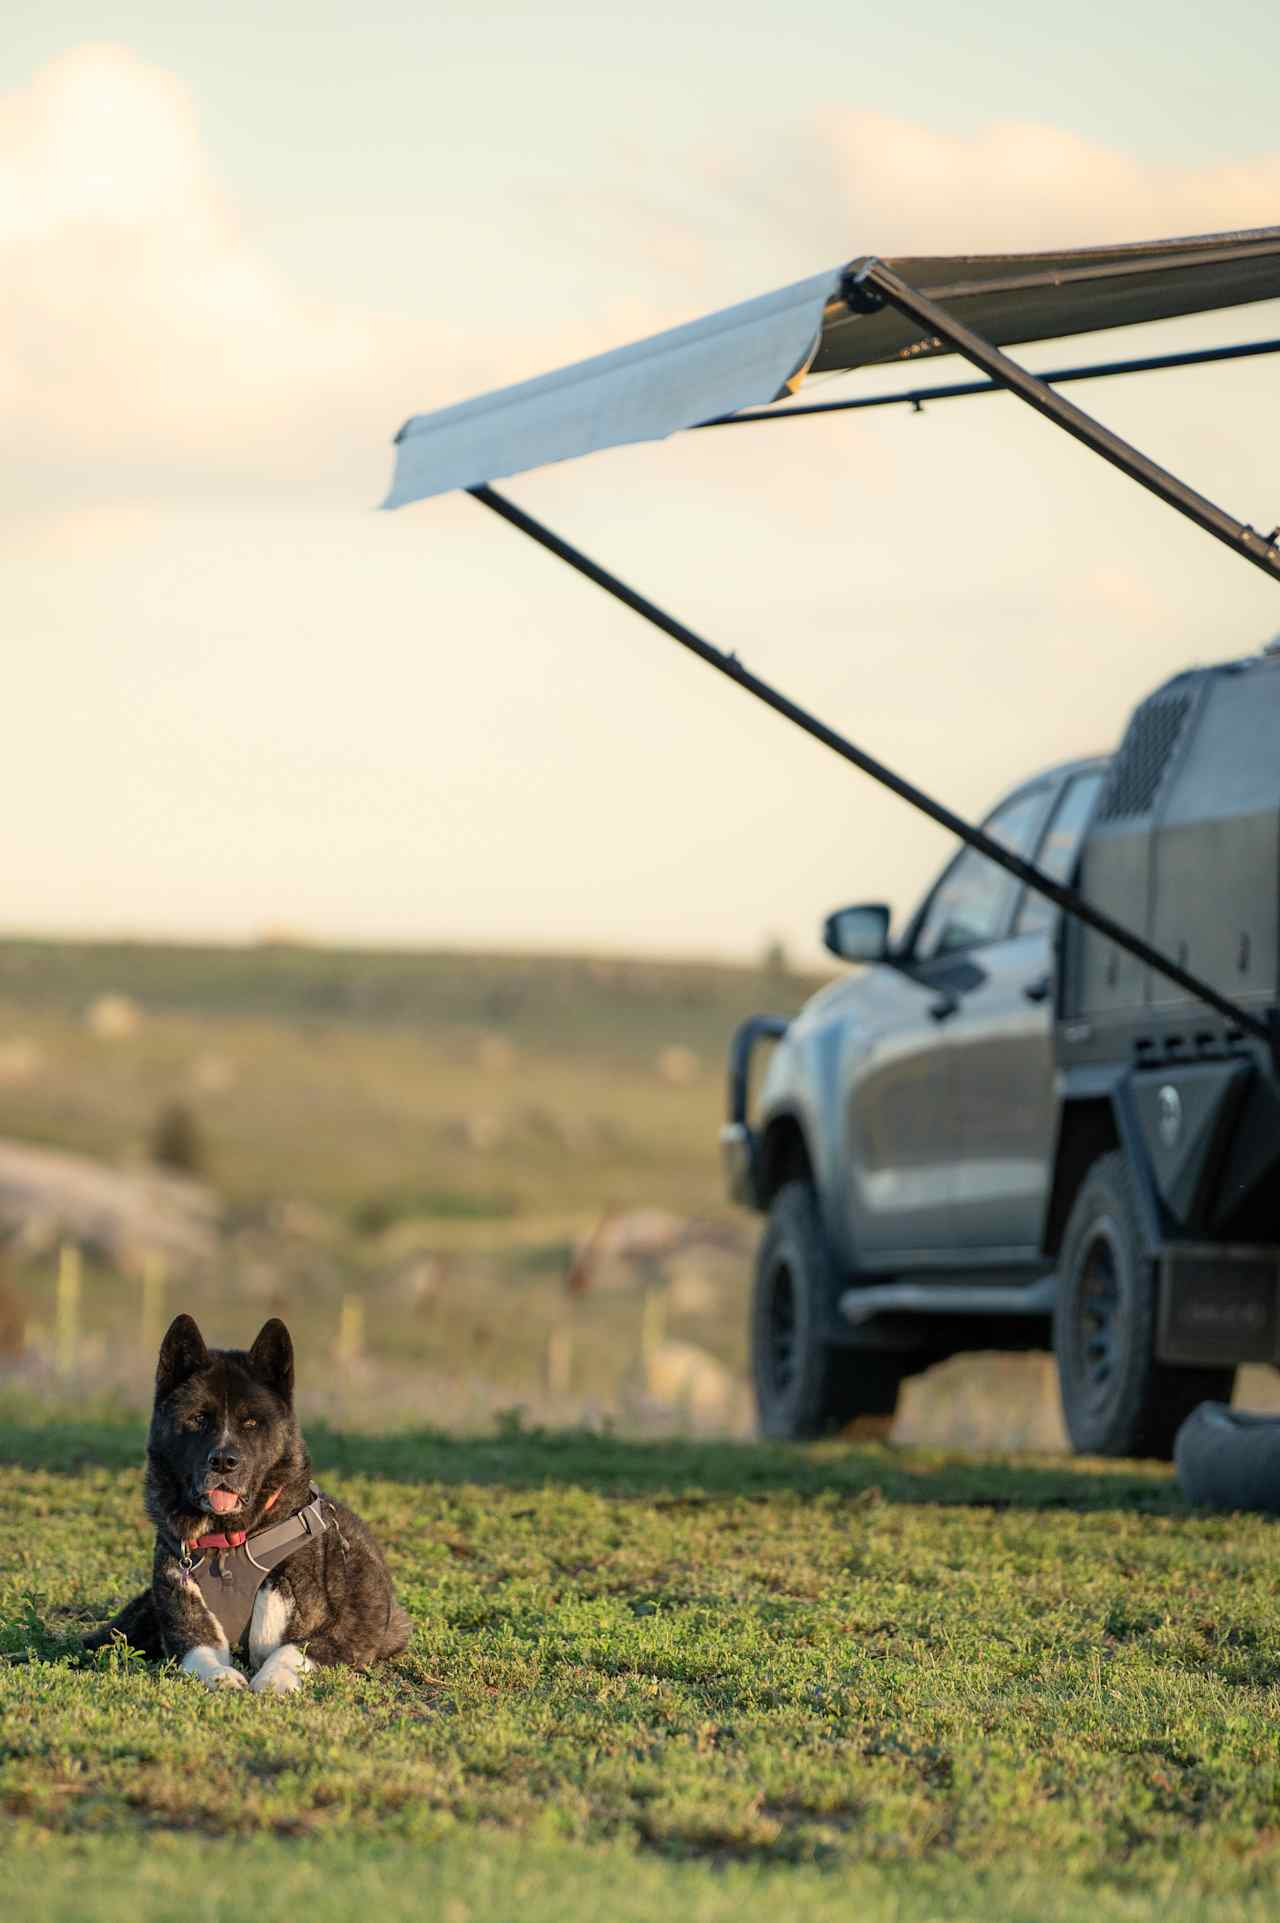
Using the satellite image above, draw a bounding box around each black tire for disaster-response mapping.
[1054,1151,1235,1459]
[751,1179,904,1440]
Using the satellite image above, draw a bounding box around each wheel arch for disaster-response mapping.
[1043,1078,1162,1260]
[1043,1095,1120,1260]
[756,1109,816,1206]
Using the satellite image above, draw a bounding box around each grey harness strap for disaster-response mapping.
[186,1485,330,1651]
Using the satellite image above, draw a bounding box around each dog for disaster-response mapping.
[84,1313,410,1692]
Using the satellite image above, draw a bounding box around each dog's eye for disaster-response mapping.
[180,1412,208,1433]
[242,1416,258,1430]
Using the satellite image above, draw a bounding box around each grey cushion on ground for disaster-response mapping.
[1174,1402,1280,1513]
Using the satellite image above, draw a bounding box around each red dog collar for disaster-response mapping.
[188,1486,282,1553]
[191,1527,247,1550]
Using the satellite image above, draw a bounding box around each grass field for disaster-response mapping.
[0,936,819,1219]
[0,934,825,1430]
[5,935,1280,1920]
[5,1401,1280,1922]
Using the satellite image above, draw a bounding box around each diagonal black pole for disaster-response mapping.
[852,258,1280,586]
[468,481,1268,1045]
[696,336,1280,429]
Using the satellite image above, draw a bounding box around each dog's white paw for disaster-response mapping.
[181,1644,248,1690]
[206,1666,250,1690]
[251,1643,313,1694]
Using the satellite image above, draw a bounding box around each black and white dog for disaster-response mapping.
[85,1314,410,1692]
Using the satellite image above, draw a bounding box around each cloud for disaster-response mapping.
[699,112,1280,271]
[0,45,462,493]
[821,114,1280,253]
[3,50,1278,509]
[0,45,692,502]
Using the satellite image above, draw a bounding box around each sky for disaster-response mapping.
[3,1,1280,963]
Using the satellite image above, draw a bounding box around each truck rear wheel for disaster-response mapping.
[751,1179,904,1440]
[1054,1151,1234,1459]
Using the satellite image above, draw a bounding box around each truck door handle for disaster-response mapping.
[929,993,959,1022]
[1023,973,1051,1004]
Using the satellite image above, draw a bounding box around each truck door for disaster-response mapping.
[848,783,1052,1259]
[841,961,961,1257]
[944,768,1106,1253]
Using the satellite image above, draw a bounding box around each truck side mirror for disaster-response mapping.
[822,903,891,965]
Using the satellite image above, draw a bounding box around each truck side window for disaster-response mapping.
[913,787,1050,960]
[1014,770,1105,938]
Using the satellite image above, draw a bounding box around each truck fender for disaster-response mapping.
[1041,1068,1161,1258]
[755,1107,816,1206]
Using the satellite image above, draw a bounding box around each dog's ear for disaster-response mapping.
[248,1318,294,1403]
[155,1314,210,1401]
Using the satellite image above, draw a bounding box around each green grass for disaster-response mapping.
[0,934,812,1068]
[4,1405,1280,1921]
[2,937,1277,1914]
[349,1185,522,1232]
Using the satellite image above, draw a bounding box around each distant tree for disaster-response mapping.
[151,1101,207,1178]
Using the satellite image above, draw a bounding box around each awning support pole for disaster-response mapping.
[851,258,1280,586]
[468,481,1268,1044]
[697,335,1280,429]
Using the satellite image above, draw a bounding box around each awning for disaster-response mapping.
[385,227,1280,509]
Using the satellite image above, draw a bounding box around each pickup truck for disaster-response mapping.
[723,668,1278,1460]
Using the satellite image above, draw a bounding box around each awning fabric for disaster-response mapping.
[385,227,1280,509]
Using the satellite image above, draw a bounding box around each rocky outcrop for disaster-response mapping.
[0,1138,219,1272]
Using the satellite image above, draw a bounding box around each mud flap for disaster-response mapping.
[1157,1244,1280,1365]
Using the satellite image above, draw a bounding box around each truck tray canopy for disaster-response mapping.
[386,228,1280,507]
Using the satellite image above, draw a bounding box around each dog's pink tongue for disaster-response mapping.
[208,1487,239,1515]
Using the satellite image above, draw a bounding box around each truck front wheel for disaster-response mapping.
[1054,1151,1235,1458]
[751,1179,904,1440]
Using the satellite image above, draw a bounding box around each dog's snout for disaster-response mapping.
[209,1448,241,1475]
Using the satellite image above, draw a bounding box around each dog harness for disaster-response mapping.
[181,1483,331,1650]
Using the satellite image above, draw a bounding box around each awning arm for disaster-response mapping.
[468,482,1270,1048]
[849,258,1280,586]
[697,335,1280,428]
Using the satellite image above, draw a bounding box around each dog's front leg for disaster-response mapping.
[248,1583,312,1693]
[250,1643,314,1694]
[158,1560,247,1691]
[181,1642,248,1689]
